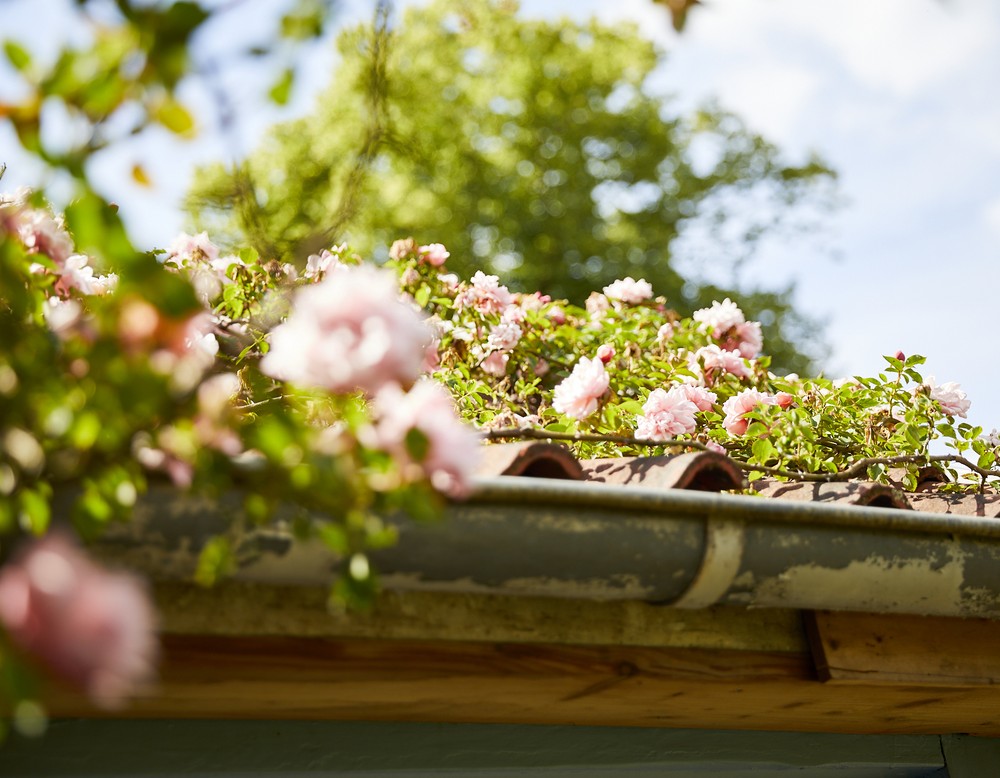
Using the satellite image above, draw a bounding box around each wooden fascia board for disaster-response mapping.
[46,632,1000,736]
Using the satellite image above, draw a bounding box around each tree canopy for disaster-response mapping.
[187,0,835,373]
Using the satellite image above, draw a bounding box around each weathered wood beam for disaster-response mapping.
[47,634,1000,736]
[806,610,1000,685]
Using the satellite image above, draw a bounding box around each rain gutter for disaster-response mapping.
[103,475,1000,620]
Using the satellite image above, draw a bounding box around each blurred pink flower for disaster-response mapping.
[552,356,610,420]
[924,377,971,418]
[596,344,615,364]
[722,389,779,436]
[418,243,450,267]
[261,265,431,395]
[690,344,753,384]
[486,320,522,353]
[0,534,157,709]
[15,207,75,267]
[725,321,763,359]
[165,232,218,268]
[304,248,344,280]
[603,277,653,303]
[455,271,513,314]
[693,298,745,338]
[656,322,674,345]
[635,387,699,441]
[673,384,718,411]
[549,306,566,326]
[480,350,509,376]
[373,380,481,497]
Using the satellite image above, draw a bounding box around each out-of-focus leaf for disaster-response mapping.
[269,68,295,106]
[3,40,31,72]
[153,96,195,136]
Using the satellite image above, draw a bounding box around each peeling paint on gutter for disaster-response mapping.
[96,475,1000,620]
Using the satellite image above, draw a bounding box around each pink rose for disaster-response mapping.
[673,383,718,411]
[373,380,481,497]
[165,231,218,268]
[418,243,450,267]
[549,306,566,326]
[14,205,75,267]
[596,344,615,364]
[689,344,753,384]
[486,320,522,353]
[454,271,513,314]
[722,388,779,436]
[260,265,431,395]
[603,276,653,303]
[480,350,510,376]
[0,534,157,709]
[923,377,970,418]
[552,356,610,420]
[693,298,745,338]
[724,321,763,359]
[656,322,674,345]
[635,387,699,441]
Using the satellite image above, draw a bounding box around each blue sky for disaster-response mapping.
[3,0,1000,433]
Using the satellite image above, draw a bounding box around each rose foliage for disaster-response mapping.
[1,193,997,736]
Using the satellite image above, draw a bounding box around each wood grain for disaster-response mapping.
[806,610,1000,685]
[47,634,1000,736]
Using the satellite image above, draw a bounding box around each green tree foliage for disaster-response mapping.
[187,0,836,373]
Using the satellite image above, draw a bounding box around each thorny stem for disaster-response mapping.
[481,427,1000,484]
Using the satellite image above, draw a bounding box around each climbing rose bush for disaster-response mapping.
[1,194,997,734]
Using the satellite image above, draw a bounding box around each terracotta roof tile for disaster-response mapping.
[478,443,999,517]
[580,452,746,492]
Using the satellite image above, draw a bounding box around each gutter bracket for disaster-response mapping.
[671,515,745,609]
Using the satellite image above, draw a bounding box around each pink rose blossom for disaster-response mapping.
[635,387,699,441]
[480,350,510,376]
[549,306,566,326]
[775,392,795,410]
[261,265,431,395]
[455,271,513,314]
[304,248,344,280]
[603,276,653,304]
[54,254,112,297]
[673,384,718,411]
[0,534,157,709]
[722,389,780,436]
[15,207,75,267]
[585,292,610,319]
[656,322,674,345]
[373,380,481,497]
[517,292,551,311]
[165,232,218,268]
[487,320,522,353]
[418,243,450,267]
[693,298,745,338]
[690,344,753,384]
[724,321,763,359]
[552,356,610,420]
[596,344,615,363]
[705,440,727,455]
[924,377,971,418]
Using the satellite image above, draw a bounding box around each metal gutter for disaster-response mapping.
[100,475,1000,620]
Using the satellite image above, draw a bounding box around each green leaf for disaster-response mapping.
[195,536,234,587]
[3,40,31,72]
[268,68,295,106]
[751,438,774,464]
[404,427,430,462]
[154,97,196,136]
